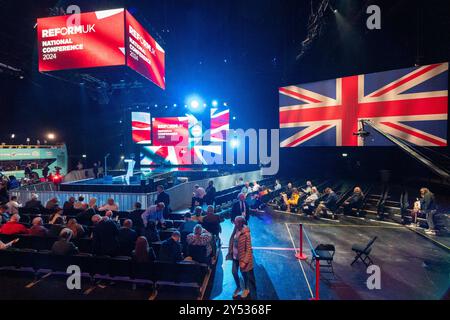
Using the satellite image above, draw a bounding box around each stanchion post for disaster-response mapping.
[295,224,307,260]
[308,259,320,301]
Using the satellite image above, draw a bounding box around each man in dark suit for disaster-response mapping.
[155,185,171,218]
[231,193,250,224]
[159,231,183,263]
[128,202,145,235]
[205,180,217,205]
[92,215,120,256]
[118,219,138,256]
[24,193,44,211]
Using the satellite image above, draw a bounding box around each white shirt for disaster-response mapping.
[305,193,319,204]
[98,203,119,211]
[194,187,206,199]
[274,183,282,191]
[6,201,20,215]
[252,184,260,192]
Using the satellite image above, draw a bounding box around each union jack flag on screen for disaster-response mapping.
[279,63,448,147]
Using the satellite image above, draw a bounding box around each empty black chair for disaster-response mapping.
[153,261,178,284]
[131,261,154,282]
[11,248,38,270]
[311,244,335,276]
[109,256,132,278]
[92,255,112,276]
[351,237,377,267]
[0,248,15,268]
[175,262,209,286]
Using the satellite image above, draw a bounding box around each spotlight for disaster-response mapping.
[82,154,87,158]
[223,102,228,107]
[47,133,55,140]
[212,100,218,107]
[11,134,15,139]
[173,104,177,107]
[232,116,237,120]
[190,100,200,109]
[120,155,125,160]
[342,153,348,157]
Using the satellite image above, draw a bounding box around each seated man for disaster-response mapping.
[51,228,79,256]
[98,198,119,212]
[24,193,44,211]
[301,181,313,195]
[202,205,222,238]
[29,217,48,237]
[186,224,213,261]
[0,214,28,235]
[314,188,338,219]
[118,219,138,256]
[274,179,282,192]
[281,188,300,212]
[343,187,364,215]
[159,231,183,263]
[301,187,320,215]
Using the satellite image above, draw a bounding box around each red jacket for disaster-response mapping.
[0,221,29,235]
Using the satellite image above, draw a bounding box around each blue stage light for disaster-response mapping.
[212,100,218,107]
[190,100,200,109]
[186,95,206,113]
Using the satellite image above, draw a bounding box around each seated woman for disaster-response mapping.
[281,188,300,212]
[186,224,213,261]
[132,236,156,263]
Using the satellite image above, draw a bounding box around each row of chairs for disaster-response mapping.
[0,248,209,291]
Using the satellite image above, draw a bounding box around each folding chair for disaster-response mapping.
[351,237,377,267]
[310,244,335,276]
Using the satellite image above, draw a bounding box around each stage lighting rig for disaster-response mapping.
[296,0,331,60]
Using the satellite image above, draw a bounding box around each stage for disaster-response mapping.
[60,167,223,193]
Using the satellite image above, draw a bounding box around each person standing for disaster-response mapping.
[226,216,255,299]
[420,188,438,235]
[205,181,217,205]
[231,193,250,223]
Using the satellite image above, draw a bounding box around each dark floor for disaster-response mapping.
[211,209,450,300]
[0,209,448,300]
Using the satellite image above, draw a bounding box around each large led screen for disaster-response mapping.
[125,11,166,90]
[37,9,126,72]
[131,112,151,144]
[152,117,189,146]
